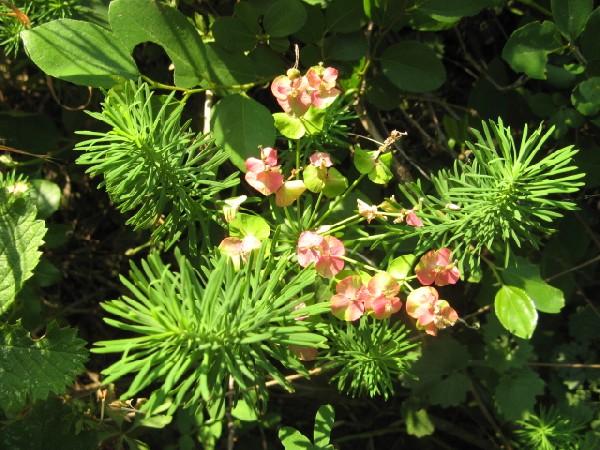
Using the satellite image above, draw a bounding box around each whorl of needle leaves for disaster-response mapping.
[92,244,329,418]
[324,317,419,399]
[397,119,584,272]
[75,80,238,250]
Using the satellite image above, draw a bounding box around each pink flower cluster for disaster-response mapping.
[297,230,345,278]
[415,248,460,286]
[271,65,341,117]
[244,147,306,207]
[406,286,458,336]
[357,199,424,226]
[330,273,402,321]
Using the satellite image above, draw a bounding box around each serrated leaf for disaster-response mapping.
[21,19,139,89]
[381,41,446,93]
[0,397,98,450]
[109,0,208,88]
[551,0,593,40]
[501,21,564,79]
[428,372,469,407]
[314,404,335,447]
[0,321,88,415]
[403,405,435,437]
[0,191,47,315]
[211,94,276,170]
[501,257,565,313]
[494,368,544,420]
[264,0,307,37]
[495,285,538,339]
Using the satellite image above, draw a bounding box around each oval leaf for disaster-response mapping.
[211,94,276,170]
[380,41,446,93]
[29,180,61,219]
[495,285,538,339]
[212,17,258,52]
[264,0,307,38]
[21,19,139,88]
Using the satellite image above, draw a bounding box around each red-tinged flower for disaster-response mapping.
[271,71,311,117]
[219,235,262,269]
[275,180,306,207]
[415,248,460,286]
[330,275,367,321]
[314,235,345,277]
[357,199,386,224]
[309,152,334,168]
[406,286,458,336]
[293,302,309,321]
[244,147,284,195]
[305,65,341,109]
[297,231,325,267]
[405,211,424,227]
[363,272,402,319]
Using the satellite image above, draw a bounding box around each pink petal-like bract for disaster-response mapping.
[309,152,334,168]
[330,275,366,321]
[405,211,424,227]
[244,170,284,196]
[245,157,265,174]
[275,180,306,207]
[315,235,345,277]
[297,231,325,267]
[261,147,278,166]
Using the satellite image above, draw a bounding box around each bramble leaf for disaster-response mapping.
[494,368,544,420]
[0,188,46,315]
[0,322,88,415]
[21,19,139,89]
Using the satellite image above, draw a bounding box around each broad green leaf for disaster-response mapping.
[572,77,600,116]
[303,165,348,197]
[323,32,369,61]
[274,112,306,139]
[21,19,139,89]
[32,258,62,288]
[109,0,208,88]
[580,7,600,62]
[494,285,538,339]
[211,94,276,170]
[403,405,435,437]
[263,0,307,37]
[369,152,393,184]
[428,372,469,407]
[231,395,259,421]
[494,368,544,420]
[294,5,325,44]
[483,314,534,373]
[202,43,256,91]
[302,106,327,135]
[29,180,61,219]
[551,0,593,40]
[0,189,46,315]
[501,257,565,313]
[279,427,314,449]
[354,148,377,174]
[418,0,496,22]
[235,1,262,34]
[501,21,564,80]
[229,214,271,239]
[212,17,258,52]
[364,0,407,28]
[325,0,365,33]
[0,397,98,449]
[380,41,446,93]
[388,254,416,281]
[314,404,335,446]
[0,321,88,415]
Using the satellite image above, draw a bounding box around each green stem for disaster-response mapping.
[307,191,324,229]
[342,255,379,273]
[481,255,503,285]
[513,0,552,16]
[325,215,362,235]
[313,173,367,228]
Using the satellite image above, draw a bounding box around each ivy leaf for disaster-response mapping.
[495,286,538,339]
[212,94,276,170]
[551,0,593,41]
[109,0,208,88]
[21,19,139,89]
[0,190,46,315]
[0,321,89,415]
[494,368,544,420]
[501,21,565,80]
[380,41,446,93]
[501,257,565,313]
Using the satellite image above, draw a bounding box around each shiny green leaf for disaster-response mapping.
[495,285,538,339]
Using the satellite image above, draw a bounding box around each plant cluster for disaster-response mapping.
[1,0,599,449]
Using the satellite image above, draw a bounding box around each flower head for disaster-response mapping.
[415,248,460,286]
[309,152,334,169]
[357,199,386,224]
[271,73,311,117]
[305,65,341,109]
[330,275,367,321]
[297,231,345,277]
[219,235,262,270]
[364,272,402,319]
[406,286,458,336]
[244,147,284,196]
